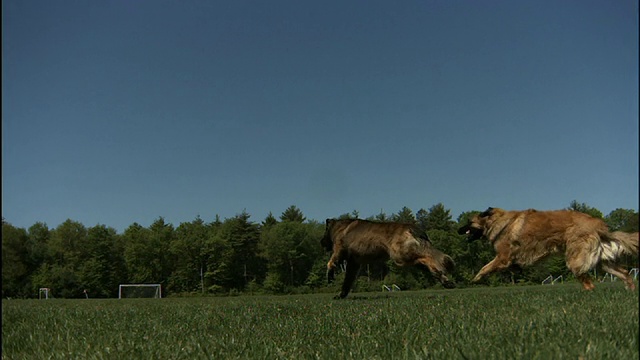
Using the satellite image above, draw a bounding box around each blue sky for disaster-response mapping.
[3,1,638,232]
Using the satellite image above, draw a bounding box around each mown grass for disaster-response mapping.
[2,283,638,359]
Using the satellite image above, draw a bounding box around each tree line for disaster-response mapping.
[2,201,638,298]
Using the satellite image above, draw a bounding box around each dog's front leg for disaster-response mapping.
[326,251,343,283]
[472,256,510,283]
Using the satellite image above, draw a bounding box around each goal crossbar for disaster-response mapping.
[118,284,162,299]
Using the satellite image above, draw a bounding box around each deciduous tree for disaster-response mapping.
[605,208,639,232]
[169,216,209,294]
[568,200,603,219]
[2,220,30,297]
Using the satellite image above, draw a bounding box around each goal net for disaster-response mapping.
[118,284,162,299]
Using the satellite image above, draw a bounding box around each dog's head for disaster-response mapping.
[457,207,495,241]
[321,218,336,251]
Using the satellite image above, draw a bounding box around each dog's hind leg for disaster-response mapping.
[335,260,361,299]
[472,256,511,283]
[601,262,636,290]
[566,238,599,290]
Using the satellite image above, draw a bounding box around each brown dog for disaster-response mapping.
[458,207,639,290]
[322,218,455,299]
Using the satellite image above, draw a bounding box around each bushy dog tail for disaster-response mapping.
[599,231,639,261]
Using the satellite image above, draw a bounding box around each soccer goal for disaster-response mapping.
[600,273,616,283]
[542,275,563,285]
[382,284,401,292]
[118,284,162,299]
[39,288,51,299]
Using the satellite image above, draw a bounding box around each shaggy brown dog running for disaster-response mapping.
[458,207,639,290]
[322,218,455,299]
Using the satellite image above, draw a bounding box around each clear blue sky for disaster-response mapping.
[3,1,638,232]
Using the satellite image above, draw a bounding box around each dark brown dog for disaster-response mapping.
[458,207,639,290]
[322,218,455,299]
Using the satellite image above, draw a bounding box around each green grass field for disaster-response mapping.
[2,283,638,359]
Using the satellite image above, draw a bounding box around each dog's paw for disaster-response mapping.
[443,281,456,289]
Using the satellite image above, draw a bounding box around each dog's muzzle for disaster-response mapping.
[458,224,483,241]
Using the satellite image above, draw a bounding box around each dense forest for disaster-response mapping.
[3,201,638,299]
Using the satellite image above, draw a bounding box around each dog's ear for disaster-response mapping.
[479,207,494,218]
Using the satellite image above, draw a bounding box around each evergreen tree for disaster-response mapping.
[280,205,306,223]
[373,209,389,222]
[262,212,278,229]
[338,210,359,219]
[392,207,416,224]
[424,203,455,231]
[416,208,428,232]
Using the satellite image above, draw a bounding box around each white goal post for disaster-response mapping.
[39,288,51,299]
[118,284,162,299]
[382,284,401,292]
